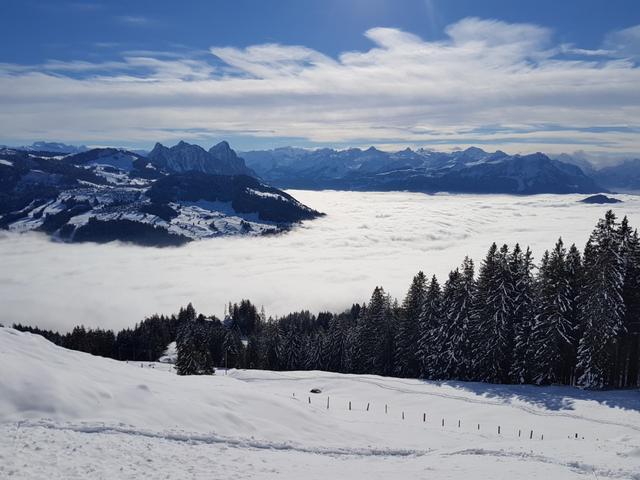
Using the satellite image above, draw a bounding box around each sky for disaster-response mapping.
[1,0,640,158]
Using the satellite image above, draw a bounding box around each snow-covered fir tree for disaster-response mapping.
[509,245,535,384]
[416,275,443,378]
[394,271,427,378]
[470,243,515,383]
[616,218,640,387]
[175,304,214,376]
[434,258,475,380]
[356,287,395,376]
[529,239,575,385]
[577,211,626,389]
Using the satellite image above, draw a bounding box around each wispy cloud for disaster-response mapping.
[1,17,640,156]
[116,15,154,26]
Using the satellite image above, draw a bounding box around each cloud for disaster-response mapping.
[2,191,640,332]
[604,24,640,59]
[1,18,640,156]
[116,15,154,26]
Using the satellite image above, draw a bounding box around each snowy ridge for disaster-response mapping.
[0,146,322,245]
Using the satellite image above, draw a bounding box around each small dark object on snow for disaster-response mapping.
[310,388,322,394]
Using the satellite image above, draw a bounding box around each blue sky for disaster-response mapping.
[1,0,640,157]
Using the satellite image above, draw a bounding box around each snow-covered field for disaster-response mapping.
[1,327,639,479]
[1,191,640,332]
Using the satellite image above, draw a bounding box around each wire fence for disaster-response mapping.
[291,393,590,442]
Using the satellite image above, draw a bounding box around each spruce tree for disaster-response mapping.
[434,258,475,380]
[529,239,574,385]
[509,245,535,384]
[356,287,394,376]
[395,271,427,378]
[471,244,515,383]
[417,275,443,378]
[577,211,626,389]
[616,218,640,387]
[175,305,214,375]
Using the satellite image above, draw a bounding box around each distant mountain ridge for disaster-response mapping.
[242,146,604,194]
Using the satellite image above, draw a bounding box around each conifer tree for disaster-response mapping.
[616,218,640,387]
[529,239,574,385]
[509,245,535,383]
[356,287,394,376]
[577,211,626,389]
[471,244,515,383]
[175,305,214,375]
[434,258,475,380]
[395,271,427,378]
[417,275,443,378]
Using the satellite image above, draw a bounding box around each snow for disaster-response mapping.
[246,187,286,201]
[0,159,13,166]
[1,327,639,479]
[158,341,177,363]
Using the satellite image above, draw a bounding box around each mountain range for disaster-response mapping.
[3,139,639,246]
[0,142,322,246]
[240,146,614,194]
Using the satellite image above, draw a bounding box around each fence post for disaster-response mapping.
[442,418,445,427]
[498,426,501,435]
[477,423,480,430]
[423,413,426,423]
[530,430,533,439]
[308,396,311,404]
[366,402,370,411]
[385,404,388,414]
[349,401,351,411]
[458,420,461,428]
[327,397,330,409]
[541,434,544,440]
[402,411,405,420]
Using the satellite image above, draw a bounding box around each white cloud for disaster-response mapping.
[604,24,640,59]
[1,18,640,156]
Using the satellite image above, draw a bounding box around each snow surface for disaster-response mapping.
[1,327,639,479]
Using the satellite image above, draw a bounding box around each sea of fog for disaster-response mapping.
[1,191,639,332]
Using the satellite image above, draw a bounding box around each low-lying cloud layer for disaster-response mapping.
[1,191,639,333]
[1,18,640,155]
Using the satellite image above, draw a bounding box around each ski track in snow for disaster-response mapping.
[15,420,428,458]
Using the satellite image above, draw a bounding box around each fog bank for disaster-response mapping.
[1,191,639,332]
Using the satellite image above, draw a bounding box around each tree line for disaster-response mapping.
[12,211,640,390]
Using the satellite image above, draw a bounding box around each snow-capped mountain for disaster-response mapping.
[242,146,604,194]
[6,141,89,154]
[0,143,322,246]
[590,158,640,192]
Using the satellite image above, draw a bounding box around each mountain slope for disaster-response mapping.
[1,327,639,480]
[0,143,322,246]
[591,159,640,191]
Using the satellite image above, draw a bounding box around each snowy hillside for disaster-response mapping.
[0,145,322,246]
[1,327,639,479]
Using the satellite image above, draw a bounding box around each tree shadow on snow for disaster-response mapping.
[423,380,640,412]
